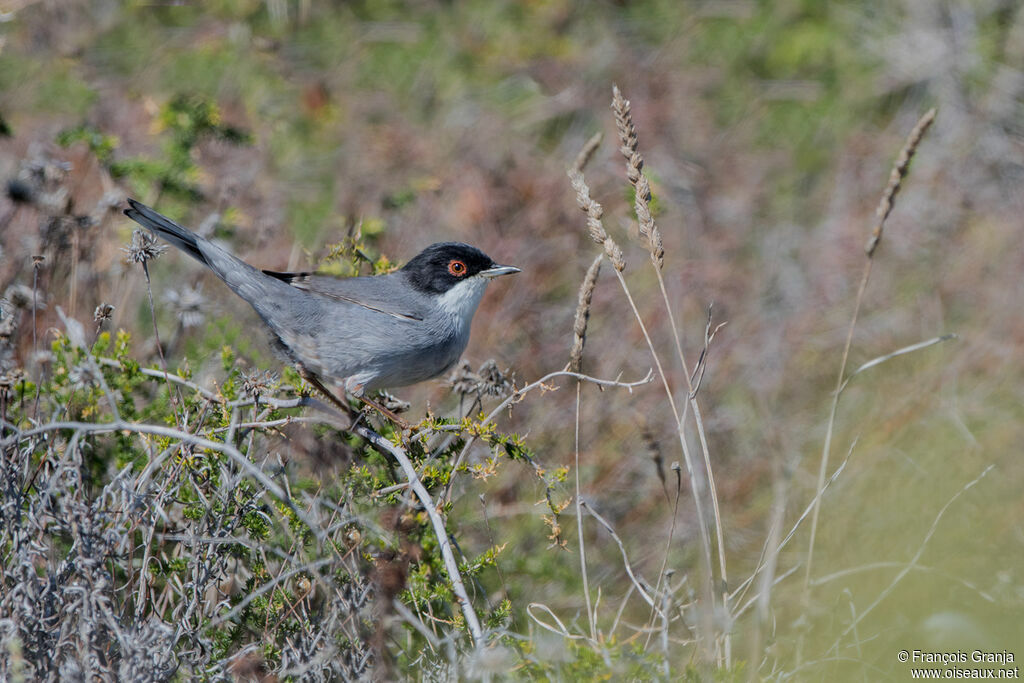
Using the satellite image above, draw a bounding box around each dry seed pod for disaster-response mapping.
[567,169,625,272]
[569,254,603,373]
[866,108,937,257]
[611,85,664,269]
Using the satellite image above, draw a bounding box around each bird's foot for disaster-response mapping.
[376,390,411,414]
[296,364,410,430]
[295,364,357,422]
[357,394,411,430]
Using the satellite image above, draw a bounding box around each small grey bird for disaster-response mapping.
[123,199,519,414]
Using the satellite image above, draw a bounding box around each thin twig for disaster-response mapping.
[574,381,596,642]
[441,368,653,502]
[580,501,659,612]
[354,424,484,646]
[140,260,184,424]
[2,419,321,536]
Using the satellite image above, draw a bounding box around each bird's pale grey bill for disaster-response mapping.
[479,265,521,279]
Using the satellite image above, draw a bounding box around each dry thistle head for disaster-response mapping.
[611,85,665,269]
[569,254,603,373]
[241,369,278,404]
[567,169,625,271]
[93,303,115,330]
[123,229,167,265]
[446,359,514,398]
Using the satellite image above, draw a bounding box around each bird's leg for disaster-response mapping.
[355,393,411,430]
[295,364,357,421]
[296,364,409,430]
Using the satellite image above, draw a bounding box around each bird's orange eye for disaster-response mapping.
[448,260,467,276]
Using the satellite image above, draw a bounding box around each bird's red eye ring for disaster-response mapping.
[448,259,467,277]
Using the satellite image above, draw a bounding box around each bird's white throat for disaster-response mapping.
[435,277,489,330]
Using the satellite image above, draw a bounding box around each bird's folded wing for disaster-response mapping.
[262,270,425,321]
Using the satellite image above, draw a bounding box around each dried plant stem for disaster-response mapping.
[611,85,729,662]
[748,458,790,680]
[355,425,484,646]
[31,258,40,360]
[569,253,603,641]
[654,269,731,663]
[571,131,604,175]
[732,441,857,613]
[566,254,604,642]
[570,148,719,658]
[803,108,936,597]
[1,419,319,533]
[802,248,871,596]
[610,268,717,614]
[141,262,183,424]
[31,257,43,418]
[574,381,596,642]
[580,501,659,610]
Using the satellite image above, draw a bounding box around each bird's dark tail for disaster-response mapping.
[121,198,309,332]
[124,198,208,266]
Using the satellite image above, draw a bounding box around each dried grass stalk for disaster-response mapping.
[571,131,604,174]
[568,169,626,271]
[569,254,603,373]
[803,107,938,610]
[611,85,664,269]
[865,108,937,256]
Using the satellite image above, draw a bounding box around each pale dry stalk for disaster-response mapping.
[612,85,729,663]
[569,157,717,660]
[802,108,937,614]
[571,131,604,175]
[569,252,604,642]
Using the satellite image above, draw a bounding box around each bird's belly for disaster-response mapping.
[318,321,467,393]
[363,336,465,391]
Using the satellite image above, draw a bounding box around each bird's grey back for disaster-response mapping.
[274,270,468,392]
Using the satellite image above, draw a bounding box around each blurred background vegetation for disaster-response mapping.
[1,0,1022,679]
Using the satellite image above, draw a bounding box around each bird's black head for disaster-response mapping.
[401,242,501,295]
